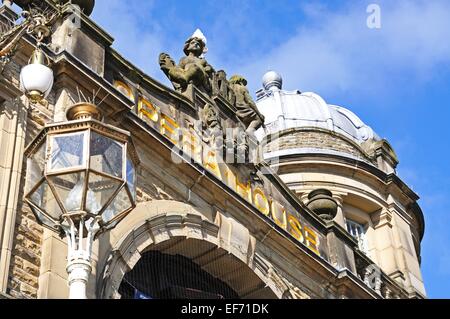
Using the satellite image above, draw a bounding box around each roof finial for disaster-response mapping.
[262,70,283,91]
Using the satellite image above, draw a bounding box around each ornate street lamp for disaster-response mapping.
[24,102,139,299]
[19,46,54,103]
[18,10,55,104]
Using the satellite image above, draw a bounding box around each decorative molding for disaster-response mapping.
[371,208,393,229]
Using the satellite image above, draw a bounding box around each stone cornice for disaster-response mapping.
[105,48,195,110]
[276,152,420,202]
[274,152,425,242]
[59,4,114,46]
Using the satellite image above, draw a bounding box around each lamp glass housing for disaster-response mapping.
[19,49,54,102]
[24,115,139,234]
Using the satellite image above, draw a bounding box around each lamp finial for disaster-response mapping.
[66,102,102,121]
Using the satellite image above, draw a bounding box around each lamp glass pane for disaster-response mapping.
[29,180,63,221]
[86,172,121,216]
[90,131,123,178]
[102,186,132,224]
[26,142,46,194]
[48,172,85,213]
[102,218,122,232]
[126,155,136,201]
[29,206,59,230]
[49,132,86,172]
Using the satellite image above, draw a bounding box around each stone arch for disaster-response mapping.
[97,200,280,299]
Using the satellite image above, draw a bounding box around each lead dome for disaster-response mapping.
[255,71,398,174]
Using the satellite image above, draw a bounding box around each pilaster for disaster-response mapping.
[0,96,28,294]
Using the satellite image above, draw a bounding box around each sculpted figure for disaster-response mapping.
[229,75,265,136]
[159,30,215,94]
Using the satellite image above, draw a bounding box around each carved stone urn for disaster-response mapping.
[306,189,338,221]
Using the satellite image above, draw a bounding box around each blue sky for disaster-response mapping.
[91,0,450,298]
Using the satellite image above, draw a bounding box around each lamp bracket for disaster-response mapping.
[0,5,61,67]
[62,212,101,262]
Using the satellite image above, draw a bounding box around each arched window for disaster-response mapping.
[346,219,369,255]
[118,251,239,299]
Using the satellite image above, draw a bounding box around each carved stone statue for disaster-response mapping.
[158,31,264,160]
[159,30,215,94]
[229,75,265,136]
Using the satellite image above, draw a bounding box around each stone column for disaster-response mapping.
[0,97,28,294]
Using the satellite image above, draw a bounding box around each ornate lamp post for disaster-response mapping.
[24,103,139,299]
[19,11,55,103]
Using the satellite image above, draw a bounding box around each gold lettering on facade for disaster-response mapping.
[254,188,270,216]
[138,97,159,122]
[304,226,320,256]
[160,113,179,144]
[182,128,202,163]
[121,80,323,258]
[271,201,288,230]
[114,80,135,102]
[204,150,222,179]
[224,169,237,191]
[236,177,252,203]
[288,215,305,243]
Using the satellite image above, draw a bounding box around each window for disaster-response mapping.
[346,220,369,255]
[118,251,239,299]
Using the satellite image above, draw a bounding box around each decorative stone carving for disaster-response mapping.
[201,103,223,149]
[229,75,265,136]
[159,30,215,95]
[159,31,265,145]
[306,189,338,221]
[212,70,235,104]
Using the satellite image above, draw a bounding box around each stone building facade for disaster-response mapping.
[0,0,425,299]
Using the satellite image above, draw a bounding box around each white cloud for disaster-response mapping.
[92,0,167,82]
[236,0,450,98]
[90,0,450,101]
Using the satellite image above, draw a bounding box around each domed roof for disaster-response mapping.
[255,72,380,144]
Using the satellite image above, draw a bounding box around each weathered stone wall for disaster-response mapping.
[6,77,56,299]
[264,129,373,163]
[7,190,42,299]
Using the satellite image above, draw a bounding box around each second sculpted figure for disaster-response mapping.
[229,75,265,136]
